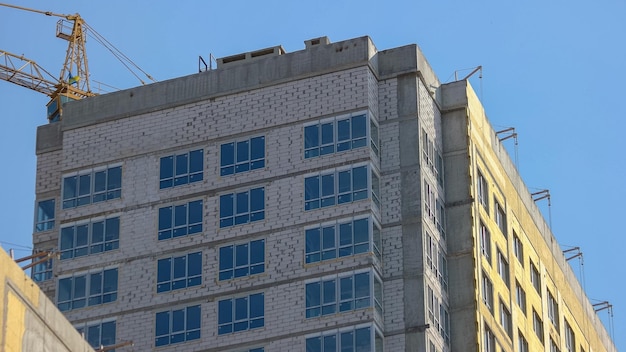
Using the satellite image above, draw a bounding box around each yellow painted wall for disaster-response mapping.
[462,80,616,352]
[0,248,93,352]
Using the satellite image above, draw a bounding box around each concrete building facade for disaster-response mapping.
[30,36,615,351]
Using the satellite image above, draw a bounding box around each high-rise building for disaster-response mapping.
[31,36,616,351]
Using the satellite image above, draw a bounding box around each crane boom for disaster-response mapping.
[0,2,94,121]
[0,2,73,19]
[0,51,58,96]
[1,3,154,122]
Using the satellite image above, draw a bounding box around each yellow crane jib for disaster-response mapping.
[0,2,94,122]
[0,3,155,122]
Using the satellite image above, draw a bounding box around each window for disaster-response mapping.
[480,222,491,264]
[550,338,561,352]
[436,152,444,187]
[477,170,488,210]
[219,239,265,280]
[370,119,380,157]
[155,305,201,346]
[530,262,541,295]
[35,199,55,231]
[500,300,512,337]
[75,320,116,350]
[305,325,380,352]
[495,201,506,235]
[60,217,120,260]
[57,268,118,311]
[483,325,495,352]
[518,331,529,352]
[564,320,575,352]
[482,272,493,313]
[374,278,383,316]
[424,180,435,220]
[425,233,435,273]
[32,257,53,282]
[513,232,523,264]
[533,309,544,342]
[548,291,559,330]
[220,136,265,176]
[435,198,446,237]
[159,149,203,189]
[62,165,122,209]
[220,187,265,228]
[371,170,381,209]
[427,286,440,328]
[304,113,369,159]
[438,246,448,292]
[305,165,369,211]
[218,293,264,334]
[497,249,509,285]
[421,129,435,170]
[157,252,202,293]
[515,281,527,314]
[439,304,450,344]
[305,217,379,264]
[305,271,376,318]
[158,200,203,240]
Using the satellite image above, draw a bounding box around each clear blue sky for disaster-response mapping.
[1,0,624,349]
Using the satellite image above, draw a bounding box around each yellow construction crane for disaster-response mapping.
[0,3,154,122]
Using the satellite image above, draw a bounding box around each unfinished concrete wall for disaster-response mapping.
[0,248,93,352]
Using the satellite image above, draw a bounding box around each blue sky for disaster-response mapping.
[1,0,624,349]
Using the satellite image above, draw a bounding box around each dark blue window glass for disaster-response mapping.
[57,268,117,312]
[337,119,351,151]
[306,337,321,352]
[220,143,235,176]
[219,239,265,280]
[62,176,77,209]
[218,293,264,335]
[307,218,372,263]
[220,188,264,228]
[305,228,321,263]
[174,153,189,186]
[36,199,55,232]
[60,217,119,260]
[63,166,121,208]
[155,306,201,346]
[352,166,368,200]
[157,252,202,293]
[160,150,203,189]
[218,299,233,335]
[220,194,234,228]
[250,136,265,170]
[221,137,265,176]
[304,125,320,158]
[305,114,370,159]
[352,114,367,148]
[158,200,203,240]
[155,311,170,346]
[305,176,320,210]
[321,174,335,207]
[236,140,250,173]
[306,326,372,352]
[160,156,174,189]
[305,165,371,211]
[320,122,334,155]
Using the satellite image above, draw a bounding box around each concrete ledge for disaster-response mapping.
[35,123,62,154]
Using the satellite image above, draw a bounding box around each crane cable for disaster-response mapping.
[83,22,156,85]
